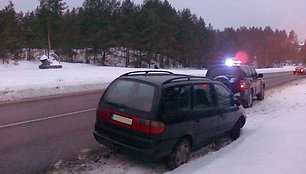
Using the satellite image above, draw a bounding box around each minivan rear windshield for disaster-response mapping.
[103,79,156,112]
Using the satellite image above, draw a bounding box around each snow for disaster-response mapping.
[0,61,293,102]
[1,61,305,173]
[39,55,49,61]
[0,61,208,102]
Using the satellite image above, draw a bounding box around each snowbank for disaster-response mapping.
[0,61,207,102]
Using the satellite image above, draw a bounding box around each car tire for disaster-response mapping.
[167,139,190,169]
[242,91,253,108]
[230,120,241,140]
[257,86,265,100]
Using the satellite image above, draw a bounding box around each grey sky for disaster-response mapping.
[1,0,305,42]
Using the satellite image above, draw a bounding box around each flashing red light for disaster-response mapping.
[202,84,207,89]
[235,51,249,64]
[301,69,304,72]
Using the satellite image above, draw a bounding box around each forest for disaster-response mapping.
[1,0,306,68]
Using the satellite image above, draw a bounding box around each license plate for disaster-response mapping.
[111,114,133,125]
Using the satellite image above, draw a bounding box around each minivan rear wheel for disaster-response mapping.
[167,139,190,169]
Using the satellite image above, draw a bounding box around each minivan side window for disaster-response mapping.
[163,85,190,114]
[193,83,214,109]
[214,84,233,107]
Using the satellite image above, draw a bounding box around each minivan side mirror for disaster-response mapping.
[257,73,263,78]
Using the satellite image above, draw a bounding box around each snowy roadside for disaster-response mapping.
[0,61,207,103]
[0,61,293,103]
[46,78,306,174]
[0,61,130,103]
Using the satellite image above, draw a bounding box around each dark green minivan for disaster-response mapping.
[94,70,246,169]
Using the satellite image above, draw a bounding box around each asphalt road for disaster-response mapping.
[0,92,102,174]
[263,71,300,88]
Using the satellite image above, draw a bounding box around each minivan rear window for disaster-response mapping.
[103,79,156,112]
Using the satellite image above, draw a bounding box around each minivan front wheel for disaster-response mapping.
[167,139,190,169]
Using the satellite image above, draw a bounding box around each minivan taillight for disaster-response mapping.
[98,109,165,135]
[96,108,112,121]
[133,118,165,135]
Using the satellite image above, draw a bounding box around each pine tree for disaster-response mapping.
[175,9,197,67]
[37,0,67,57]
[21,11,39,60]
[118,0,138,66]
[81,0,120,64]
[287,30,299,64]
[0,1,22,63]
[300,39,306,65]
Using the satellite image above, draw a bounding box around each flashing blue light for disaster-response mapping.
[225,58,241,66]
[225,59,234,66]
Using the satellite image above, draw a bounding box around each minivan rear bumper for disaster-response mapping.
[93,129,176,160]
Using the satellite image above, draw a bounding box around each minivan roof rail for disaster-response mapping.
[163,76,210,85]
[120,70,174,77]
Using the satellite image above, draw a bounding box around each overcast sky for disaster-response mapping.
[1,0,305,42]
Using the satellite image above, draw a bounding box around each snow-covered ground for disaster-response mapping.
[0,61,208,102]
[47,77,306,174]
[0,60,293,103]
[1,61,304,174]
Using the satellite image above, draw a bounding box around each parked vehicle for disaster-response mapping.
[293,66,305,75]
[93,70,246,169]
[206,64,265,108]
